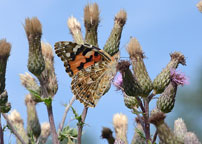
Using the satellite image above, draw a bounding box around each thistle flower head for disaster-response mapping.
[0,39,11,59]
[113,113,128,143]
[84,3,100,25]
[126,37,144,58]
[174,118,187,141]
[101,127,115,144]
[184,132,201,144]
[114,139,125,144]
[170,68,189,86]
[101,127,113,139]
[41,122,51,139]
[8,109,24,124]
[113,113,128,130]
[170,52,186,65]
[67,16,81,34]
[24,17,42,38]
[113,73,123,90]
[115,10,127,26]
[196,1,202,12]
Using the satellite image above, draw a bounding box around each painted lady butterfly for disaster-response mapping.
[55,41,119,107]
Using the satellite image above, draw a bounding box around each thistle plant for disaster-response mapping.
[0,2,201,144]
[110,36,201,144]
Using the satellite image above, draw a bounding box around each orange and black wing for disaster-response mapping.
[54,41,111,77]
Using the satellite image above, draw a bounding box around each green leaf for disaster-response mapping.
[58,125,78,143]
[43,97,52,107]
[71,106,84,126]
[135,128,146,140]
[29,89,43,102]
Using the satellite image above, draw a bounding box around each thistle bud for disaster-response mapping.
[0,90,8,105]
[157,81,177,113]
[0,39,11,94]
[0,102,11,113]
[41,42,58,97]
[153,52,186,94]
[84,3,100,46]
[113,113,128,144]
[117,61,142,97]
[127,38,152,97]
[174,118,187,142]
[8,110,29,144]
[123,94,138,110]
[25,94,41,139]
[24,17,45,76]
[101,127,115,144]
[157,69,188,113]
[67,16,84,44]
[149,110,183,144]
[38,122,51,143]
[104,10,127,56]
[197,1,202,12]
[184,132,201,144]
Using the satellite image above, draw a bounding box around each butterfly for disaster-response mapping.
[54,41,119,107]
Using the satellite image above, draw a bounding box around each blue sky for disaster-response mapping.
[0,0,202,143]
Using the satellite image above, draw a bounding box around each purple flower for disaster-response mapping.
[170,68,189,86]
[113,73,123,90]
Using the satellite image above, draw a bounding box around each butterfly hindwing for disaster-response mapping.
[71,60,111,107]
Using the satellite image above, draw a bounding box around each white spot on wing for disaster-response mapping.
[66,53,70,57]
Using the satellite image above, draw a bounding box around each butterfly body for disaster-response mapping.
[55,41,119,107]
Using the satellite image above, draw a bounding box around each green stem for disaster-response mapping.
[77,107,88,144]
[0,114,4,144]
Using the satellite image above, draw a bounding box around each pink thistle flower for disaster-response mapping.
[113,73,123,90]
[170,68,189,86]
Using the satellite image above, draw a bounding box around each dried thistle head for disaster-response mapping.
[24,17,42,38]
[101,127,115,144]
[196,1,202,12]
[174,118,187,141]
[113,113,128,132]
[184,132,201,144]
[113,113,128,143]
[84,3,100,26]
[67,16,84,44]
[39,122,51,143]
[20,72,40,92]
[8,109,24,125]
[126,37,143,58]
[0,39,11,59]
[115,10,127,27]
[170,52,186,66]
[8,110,29,143]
